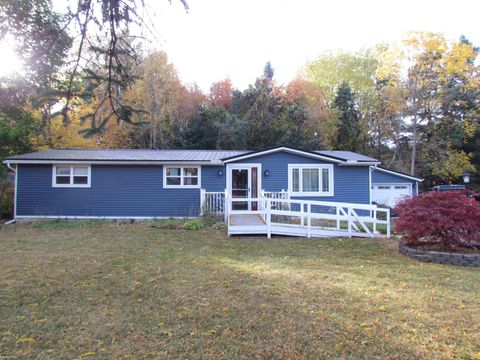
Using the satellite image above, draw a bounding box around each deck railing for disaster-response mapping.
[225,195,391,239]
[200,189,225,215]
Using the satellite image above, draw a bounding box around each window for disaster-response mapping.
[394,185,408,190]
[164,166,201,188]
[288,164,333,196]
[52,165,91,188]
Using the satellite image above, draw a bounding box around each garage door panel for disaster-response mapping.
[371,184,412,208]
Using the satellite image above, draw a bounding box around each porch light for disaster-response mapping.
[217,169,224,176]
[264,170,270,177]
[463,171,471,184]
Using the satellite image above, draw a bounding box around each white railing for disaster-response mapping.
[201,189,290,216]
[200,189,225,215]
[226,195,390,239]
[261,190,290,210]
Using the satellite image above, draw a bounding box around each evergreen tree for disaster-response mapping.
[332,83,362,151]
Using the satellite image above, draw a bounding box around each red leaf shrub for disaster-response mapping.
[394,191,480,249]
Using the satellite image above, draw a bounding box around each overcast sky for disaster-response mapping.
[145,0,480,91]
[1,0,479,90]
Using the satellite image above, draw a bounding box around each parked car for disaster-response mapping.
[431,184,466,191]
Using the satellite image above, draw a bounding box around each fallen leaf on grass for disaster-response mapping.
[16,336,36,343]
[78,351,96,359]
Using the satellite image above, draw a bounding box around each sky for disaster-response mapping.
[1,0,480,91]
[146,0,480,90]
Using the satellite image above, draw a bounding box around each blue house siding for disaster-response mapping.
[372,169,418,196]
[231,151,370,204]
[201,166,226,192]
[16,164,202,217]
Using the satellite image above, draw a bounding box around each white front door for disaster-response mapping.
[227,164,262,211]
[371,183,412,208]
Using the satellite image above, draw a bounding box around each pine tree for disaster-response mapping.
[332,83,361,151]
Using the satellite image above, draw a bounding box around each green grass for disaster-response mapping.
[0,223,479,359]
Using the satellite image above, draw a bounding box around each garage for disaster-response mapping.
[371,167,423,208]
[371,183,412,207]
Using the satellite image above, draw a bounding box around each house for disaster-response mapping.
[371,167,422,208]
[3,146,421,228]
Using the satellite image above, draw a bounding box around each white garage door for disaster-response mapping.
[371,184,412,208]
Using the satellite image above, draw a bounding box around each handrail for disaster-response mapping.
[225,194,391,239]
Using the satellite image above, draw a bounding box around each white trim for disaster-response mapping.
[287,164,334,197]
[15,215,197,220]
[369,166,372,204]
[371,166,423,182]
[338,161,380,166]
[226,163,262,211]
[52,165,91,188]
[6,162,18,220]
[223,147,344,164]
[4,160,212,165]
[162,165,201,189]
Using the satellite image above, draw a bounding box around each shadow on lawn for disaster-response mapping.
[0,225,478,359]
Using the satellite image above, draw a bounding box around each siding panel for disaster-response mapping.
[17,164,201,217]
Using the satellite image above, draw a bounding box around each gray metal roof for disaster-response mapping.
[5,147,379,163]
[316,150,378,162]
[5,149,248,162]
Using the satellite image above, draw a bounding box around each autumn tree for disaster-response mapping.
[209,78,233,110]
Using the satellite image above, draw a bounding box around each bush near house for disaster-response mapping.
[395,191,480,250]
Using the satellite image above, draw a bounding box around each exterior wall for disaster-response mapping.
[372,169,419,196]
[201,166,226,192]
[16,164,205,218]
[231,151,371,204]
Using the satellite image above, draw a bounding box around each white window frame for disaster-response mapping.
[163,165,201,189]
[52,165,91,188]
[288,164,334,197]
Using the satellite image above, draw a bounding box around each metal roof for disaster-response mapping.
[316,150,378,163]
[4,147,380,164]
[5,149,248,162]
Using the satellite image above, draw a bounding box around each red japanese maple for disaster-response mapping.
[394,191,480,249]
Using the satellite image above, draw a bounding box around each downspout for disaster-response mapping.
[4,162,16,224]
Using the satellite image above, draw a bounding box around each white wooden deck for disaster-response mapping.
[224,195,391,239]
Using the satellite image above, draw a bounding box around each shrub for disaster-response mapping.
[395,191,480,249]
[183,219,205,231]
[1,184,14,219]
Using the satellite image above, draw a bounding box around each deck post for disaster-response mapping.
[266,199,271,239]
[224,190,228,224]
[200,189,206,216]
[336,207,340,230]
[307,203,311,238]
[373,208,377,233]
[347,207,352,238]
[300,203,304,226]
[386,208,391,239]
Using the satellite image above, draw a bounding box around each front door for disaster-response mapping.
[227,164,262,211]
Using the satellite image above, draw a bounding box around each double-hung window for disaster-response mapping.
[164,166,201,188]
[288,164,333,196]
[52,165,91,188]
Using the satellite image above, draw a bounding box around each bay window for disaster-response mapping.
[288,164,333,196]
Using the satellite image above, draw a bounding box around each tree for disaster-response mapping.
[209,78,233,110]
[0,0,189,131]
[332,83,362,151]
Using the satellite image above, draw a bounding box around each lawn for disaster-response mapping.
[0,222,479,359]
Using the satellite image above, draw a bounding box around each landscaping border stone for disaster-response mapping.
[399,244,480,267]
